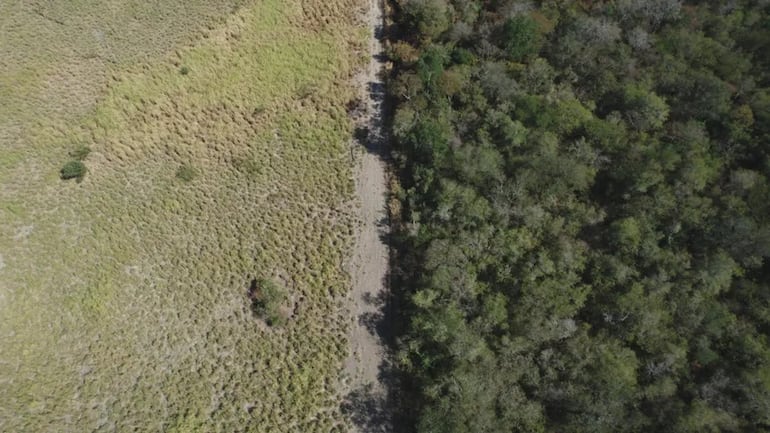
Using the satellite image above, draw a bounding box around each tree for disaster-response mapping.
[400,0,451,40]
[622,83,669,131]
[389,1,770,431]
[499,15,541,61]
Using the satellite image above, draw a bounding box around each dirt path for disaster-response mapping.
[341,0,392,431]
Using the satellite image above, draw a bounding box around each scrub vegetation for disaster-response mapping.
[389,0,770,432]
[0,0,368,431]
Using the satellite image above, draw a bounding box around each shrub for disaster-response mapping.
[179,65,191,75]
[249,278,288,327]
[60,160,87,181]
[69,145,91,160]
[176,165,197,182]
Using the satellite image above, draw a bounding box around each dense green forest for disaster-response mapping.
[387,0,770,431]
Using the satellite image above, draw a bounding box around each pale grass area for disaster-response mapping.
[0,0,368,431]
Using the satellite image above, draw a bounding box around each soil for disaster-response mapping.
[341,0,393,431]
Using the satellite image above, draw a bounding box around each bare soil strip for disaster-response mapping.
[342,0,392,431]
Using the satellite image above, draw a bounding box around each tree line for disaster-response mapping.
[387,0,770,431]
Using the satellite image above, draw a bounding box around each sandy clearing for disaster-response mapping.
[341,0,392,431]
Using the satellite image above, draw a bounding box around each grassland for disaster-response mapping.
[0,0,367,431]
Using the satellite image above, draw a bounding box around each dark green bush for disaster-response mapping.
[60,160,87,181]
[179,65,191,75]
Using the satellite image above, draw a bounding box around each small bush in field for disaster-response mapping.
[60,160,87,181]
[179,65,191,75]
[249,278,288,327]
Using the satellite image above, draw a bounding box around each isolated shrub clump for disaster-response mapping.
[60,144,91,181]
[60,160,87,181]
[249,278,288,327]
[176,164,198,182]
[179,65,191,75]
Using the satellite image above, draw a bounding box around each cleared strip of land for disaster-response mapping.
[342,0,393,430]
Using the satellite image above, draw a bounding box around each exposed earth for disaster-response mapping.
[342,0,392,431]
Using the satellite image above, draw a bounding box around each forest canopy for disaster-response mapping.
[388,0,770,431]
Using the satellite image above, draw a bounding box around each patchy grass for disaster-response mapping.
[175,164,198,182]
[69,145,91,160]
[0,0,366,432]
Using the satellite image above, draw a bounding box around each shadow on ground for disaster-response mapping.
[342,382,391,433]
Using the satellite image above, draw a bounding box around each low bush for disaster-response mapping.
[249,278,288,327]
[60,160,87,181]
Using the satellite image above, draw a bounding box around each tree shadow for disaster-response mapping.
[344,264,413,432]
[362,287,387,306]
[342,356,410,433]
[377,210,391,245]
[374,23,385,40]
[358,80,389,161]
[359,311,385,337]
[358,263,392,341]
[342,382,391,432]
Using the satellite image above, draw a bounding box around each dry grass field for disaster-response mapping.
[0,0,368,431]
